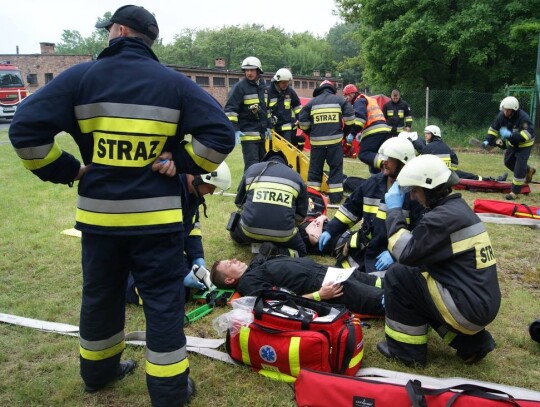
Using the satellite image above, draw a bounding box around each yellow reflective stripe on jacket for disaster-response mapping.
[335,211,357,229]
[226,112,238,123]
[92,132,167,167]
[423,272,483,335]
[385,324,428,345]
[79,117,178,136]
[15,141,63,170]
[240,224,298,242]
[76,208,182,227]
[310,136,343,146]
[239,326,251,365]
[450,223,496,269]
[79,331,125,361]
[387,228,411,255]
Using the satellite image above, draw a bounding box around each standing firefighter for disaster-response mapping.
[9,5,235,406]
[268,68,302,144]
[382,89,413,137]
[343,84,392,174]
[225,56,270,172]
[298,80,355,204]
[483,96,536,200]
[378,155,500,367]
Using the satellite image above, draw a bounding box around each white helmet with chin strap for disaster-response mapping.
[378,137,415,165]
[424,125,442,139]
[500,96,519,111]
[241,56,263,73]
[196,162,231,192]
[397,154,458,190]
[273,68,293,82]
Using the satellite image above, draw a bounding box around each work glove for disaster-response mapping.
[235,130,243,144]
[183,270,206,290]
[192,257,206,268]
[265,128,272,140]
[346,133,354,144]
[385,182,405,210]
[375,250,394,271]
[319,231,332,252]
[499,127,511,139]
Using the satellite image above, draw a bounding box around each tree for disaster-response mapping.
[334,0,540,92]
[56,12,111,58]
[326,23,363,84]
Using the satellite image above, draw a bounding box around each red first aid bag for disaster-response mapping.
[295,369,540,407]
[226,290,364,382]
[473,199,540,220]
[454,179,531,194]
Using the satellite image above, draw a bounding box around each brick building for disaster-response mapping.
[1,45,343,104]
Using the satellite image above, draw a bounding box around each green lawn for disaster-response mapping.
[0,129,539,406]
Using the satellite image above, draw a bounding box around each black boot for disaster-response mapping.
[376,341,425,367]
[496,172,508,182]
[84,359,138,393]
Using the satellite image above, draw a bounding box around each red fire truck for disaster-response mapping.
[0,62,28,120]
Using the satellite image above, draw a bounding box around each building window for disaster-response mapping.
[27,74,38,85]
[309,82,315,89]
[195,76,209,87]
[44,73,53,83]
[213,77,226,87]
[294,80,300,88]
[302,81,308,89]
[228,78,239,86]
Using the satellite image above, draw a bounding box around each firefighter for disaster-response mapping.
[9,5,235,406]
[268,68,302,144]
[423,125,507,181]
[126,162,232,304]
[225,56,270,173]
[378,155,500,366]
[230,150,309,257]
[210,246,385,317]
[318,137,423,273]
[482,96,536,200]
[382,89,413,137]
[343,84,392,174]
[298,80,355,203]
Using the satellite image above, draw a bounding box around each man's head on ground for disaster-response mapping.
[424,125,442,143]
[96,5,159,47]
[210,259,248,289]
[391,89,401,103]
[397,154,458,208]
[273,68,292,91]
[378,137,415,180]
[242,56,263,81]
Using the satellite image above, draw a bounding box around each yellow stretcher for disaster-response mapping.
[265,130,329,192]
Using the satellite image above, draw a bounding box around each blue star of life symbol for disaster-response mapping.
[259,345,277,363]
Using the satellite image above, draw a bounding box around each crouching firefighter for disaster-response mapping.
[377,155,501,366]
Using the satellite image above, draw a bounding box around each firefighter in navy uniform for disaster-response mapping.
[298,80,355,204]
[483,96,536,200]
[422,125,507,181]
[382,89,413,137]
[126,163,232,304]
[343,84,392,174]
[318,137,423,273]
[9,5,235,406]
[230,150,309,257]
[268,68,302,144]
[377,155,500,367]
[224,56,270,172]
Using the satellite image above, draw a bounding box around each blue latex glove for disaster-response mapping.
[319,231,332,252]
[482,140,490,149]
[235,130,243,144]
[192,257,206,268]
[375,250,395,271]
[265,128,272,140]
[346,133,354,144]
[183,270,206,290]
[499,127,511,139]
[385,182,405,210]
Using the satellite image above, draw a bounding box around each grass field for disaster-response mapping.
[0,128,539,406]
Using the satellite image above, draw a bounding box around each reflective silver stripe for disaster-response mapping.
[75,102,180,123]
[146,345,188,365]
[343,114,355,122]
[246,176,301,191]
[243,131,260,136]
[308,181,321,188]
[241,222,295,237]
[337,206,358,223]
[243,93,259,100]
[311,103,342,110]
[431,279,485,332]
[78,196,181,213]
[386,317,428,335]
[328,182,343,189]
[392,231,413,259]
[379,203,387,212]
[450,223,485,243]
[80,330,125,351]
[311,134,344,142]
[226,111,238,118]
[191,138,228,165]
[14,143,54,159]
[364,197,381,207]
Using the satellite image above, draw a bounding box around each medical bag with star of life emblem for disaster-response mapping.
[225,290,364,382]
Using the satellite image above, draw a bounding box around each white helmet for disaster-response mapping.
[241,56,263,73]
[397,154,457,190]
[500,96,519,111]
[199,162,231,191]
[273,68,293,82]
[378,137,415,165]
[424,125,442,139]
